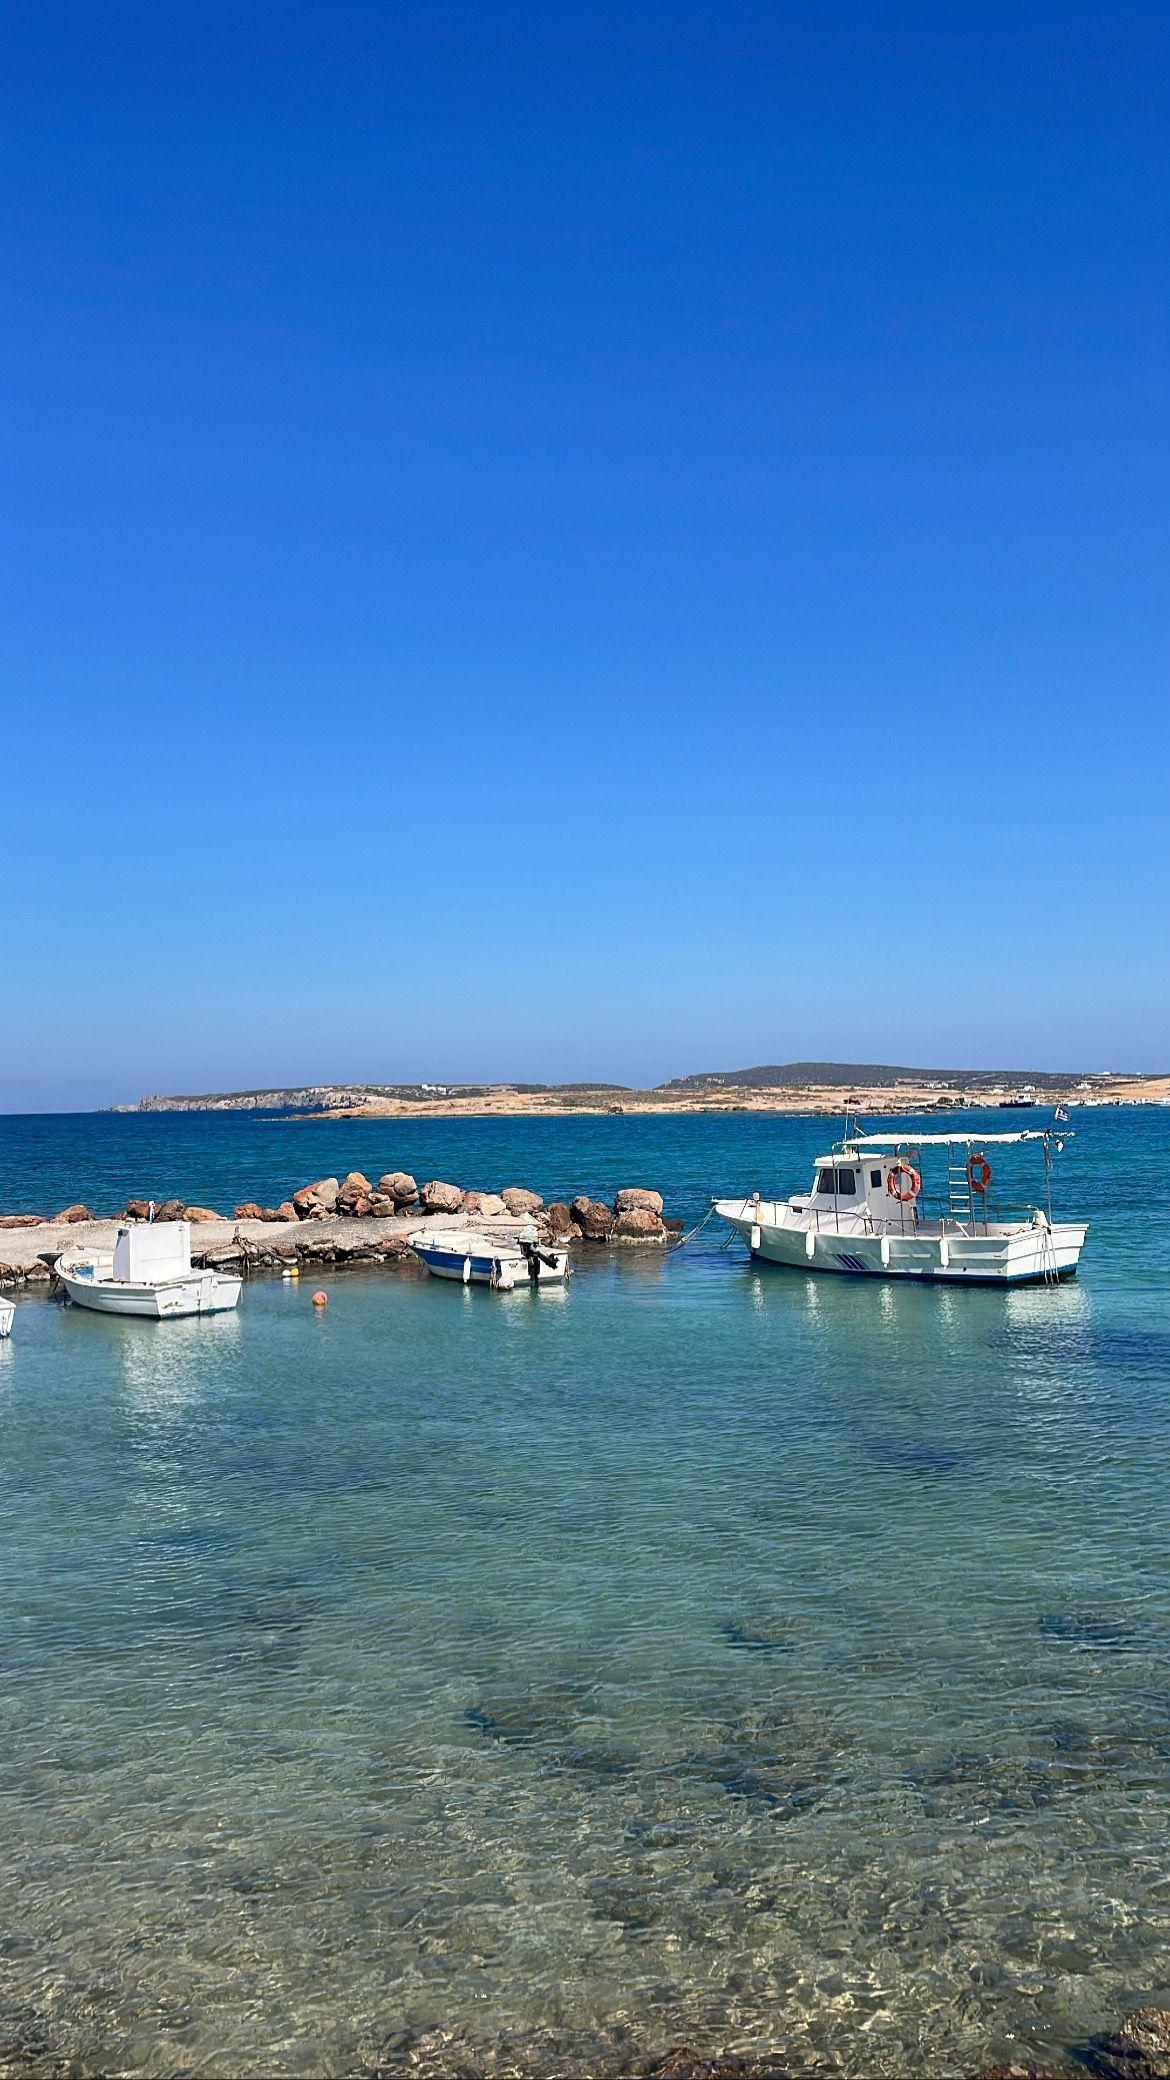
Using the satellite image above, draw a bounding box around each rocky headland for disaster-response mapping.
[116,1064,1170,1121]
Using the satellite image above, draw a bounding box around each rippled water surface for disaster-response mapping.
[2,1108,1169,2075]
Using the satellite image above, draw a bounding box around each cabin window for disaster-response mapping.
[816,1167,856,1197]
[870,1169,882,1188]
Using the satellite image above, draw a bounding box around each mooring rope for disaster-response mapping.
[672,1202,721,1249]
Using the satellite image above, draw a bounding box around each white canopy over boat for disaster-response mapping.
[850,1130,1052,1146]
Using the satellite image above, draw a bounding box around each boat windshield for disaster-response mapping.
[816,1167,857,1197]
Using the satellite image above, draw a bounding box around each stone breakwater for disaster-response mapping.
[0,1173,681,1289]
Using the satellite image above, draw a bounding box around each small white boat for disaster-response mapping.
[0,1296,14,1338]
[715,1130,1086,1286]
[408,1224,569,1288]
[55,1220,242,1319]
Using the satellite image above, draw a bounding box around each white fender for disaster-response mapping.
[805,1229,816,1260]
[462,1255,472,1284]
[880,1235,890,1267]
[750,1223,762,1251]
[939,1236,950,1269]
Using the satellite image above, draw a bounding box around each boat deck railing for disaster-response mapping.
[749,1194,1046,1238]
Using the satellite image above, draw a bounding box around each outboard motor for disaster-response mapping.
[518,1221,558,1283]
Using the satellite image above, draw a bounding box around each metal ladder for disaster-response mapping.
[946,1158,975,1228]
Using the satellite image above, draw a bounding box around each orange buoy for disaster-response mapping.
[312,1289,328,1308]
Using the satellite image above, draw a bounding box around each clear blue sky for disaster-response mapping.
[3,2,1167,1109]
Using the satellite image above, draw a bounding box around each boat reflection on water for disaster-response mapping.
[116,1307,243,1427]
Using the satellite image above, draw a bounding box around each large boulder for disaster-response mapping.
[544,1202,574,1239]
[501,1187,543,1215]
[420,1180,462,1215]
[183,1205,221,1224]
[377,1172,418,1206]
[52,1204,92,1224]
[613,1186,664,1216]
[615,1206,666,1241]
[155,1198,185,1221]
[124,1199,153,1221]
[571,1195,614,1241]
[336,1171,374,1214]
[462,1191,507,1217]
[0,1214,44,1230]
[273,1201,299,1222]
[293,1177,340,1218]
[235,1202,265,1220]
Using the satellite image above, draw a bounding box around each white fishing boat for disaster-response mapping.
[408,1224,569,1289]
[714,1130,1086,1286]
[55,1220,242,1318]
[0,1296,14,1337]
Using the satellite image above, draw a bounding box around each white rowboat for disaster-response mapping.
[55,1220,242,1318]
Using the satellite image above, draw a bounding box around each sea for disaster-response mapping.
[1,1104,1168,2078]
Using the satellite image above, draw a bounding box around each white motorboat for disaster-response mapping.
[55,1220,242,1318]
[715,1130,1086,1286]
[408,1224,569,1288]
[0,1296,14,1338]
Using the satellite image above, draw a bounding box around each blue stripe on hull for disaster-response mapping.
[748,1251,1077,1286]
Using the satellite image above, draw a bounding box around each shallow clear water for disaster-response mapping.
[2,1109,1169,2076]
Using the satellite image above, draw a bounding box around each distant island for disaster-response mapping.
[116,1063,1170,1118]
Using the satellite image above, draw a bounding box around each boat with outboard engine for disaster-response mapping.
[408,1223,569,1288]
[55,1219,242,1318]
[714,1130,1086,1285]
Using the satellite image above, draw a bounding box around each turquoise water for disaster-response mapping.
[2,1110,1169,2076]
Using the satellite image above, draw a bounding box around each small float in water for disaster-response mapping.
[408,1223,569,1289]
[714,1130,1086,1285]
[0,1296,14,1338]
[55,1220,242,1318]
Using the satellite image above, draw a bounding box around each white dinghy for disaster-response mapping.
[55,1220,242,1319]
[715,1130,1086,1286]
[408,1223,569,1289]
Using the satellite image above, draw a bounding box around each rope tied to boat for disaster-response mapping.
[672,1202,721,1249]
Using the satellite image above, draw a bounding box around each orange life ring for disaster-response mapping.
[967,1153,992,1194]
[886,1161,921,1203]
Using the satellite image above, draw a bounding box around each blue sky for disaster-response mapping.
[3,2,1167,1108]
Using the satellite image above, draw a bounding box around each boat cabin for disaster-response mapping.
[111,1219,194,1283]
[793,1152,907,1223]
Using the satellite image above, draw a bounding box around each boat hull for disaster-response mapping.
[0,1297,14,1337]
[409,1235,568,1286]
[57,1268,242,1317]
[714,1203,1086,1285]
